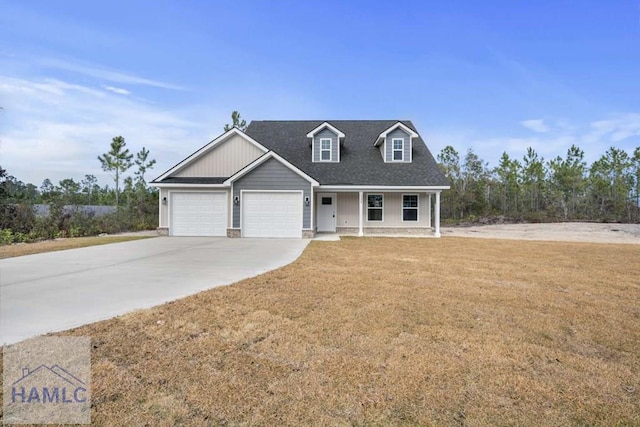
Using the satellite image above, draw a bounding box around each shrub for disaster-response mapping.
[0,229,13,245]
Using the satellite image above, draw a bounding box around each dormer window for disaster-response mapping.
[320,138,332,161]
[307,122,345,163]
[374,122,419,163]
[392,139,404,161]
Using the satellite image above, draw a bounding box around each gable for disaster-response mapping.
[231,157,313,229]
[235,157,311,189]
[174,133,265,178]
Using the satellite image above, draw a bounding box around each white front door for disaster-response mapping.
[317,193,336,232]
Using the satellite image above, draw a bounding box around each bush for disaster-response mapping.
[0,229,13,245]
[0,203,36,233]
[0,229,30,245]
[0,195,158,243]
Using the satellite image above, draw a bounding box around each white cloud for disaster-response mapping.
[587,113,640,143]
[103,85,130,96]
[429,114,640,167]
[39,57,187,91]
[0,75,227,186]
[520,119,549,133]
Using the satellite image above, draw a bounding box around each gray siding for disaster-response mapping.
[313,128,339,162]
[232,158,312,228]
[385,129,411,162]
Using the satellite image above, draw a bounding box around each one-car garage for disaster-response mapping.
[241,191,302,238]
[170,192,227,236]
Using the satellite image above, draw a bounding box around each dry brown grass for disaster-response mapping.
[2,237,639,426]
[0,236,154,259]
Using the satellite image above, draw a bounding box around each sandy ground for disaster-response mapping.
[113,225,640,244]
[442,222,640,244]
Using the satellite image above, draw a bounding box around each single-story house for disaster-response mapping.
[151,120,450,238]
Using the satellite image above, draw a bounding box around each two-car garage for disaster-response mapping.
[169,191,303,238]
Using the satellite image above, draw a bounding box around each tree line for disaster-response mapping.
[437,144,640,223]
[0,136,158,244]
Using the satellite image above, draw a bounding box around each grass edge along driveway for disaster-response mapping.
[0,235,154,259]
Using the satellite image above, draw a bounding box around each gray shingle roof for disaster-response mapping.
[245,120,449,187]
[159,177,227,184]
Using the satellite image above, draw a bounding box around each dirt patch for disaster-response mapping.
[2,237,637,426]
[443,222,640,244]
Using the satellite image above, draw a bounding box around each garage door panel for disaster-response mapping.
[171,192,227,236]
[242,192,302,238]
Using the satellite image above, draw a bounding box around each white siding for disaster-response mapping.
[333,192,432,228]
[159,188,169,228]
[336,193,359,227]
[175,134,264,177]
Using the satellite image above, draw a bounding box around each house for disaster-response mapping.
[151,120,450,238]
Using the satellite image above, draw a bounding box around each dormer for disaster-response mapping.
[374,122,419,163]
[307,122,345,163]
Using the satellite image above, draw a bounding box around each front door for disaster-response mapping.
[317,193,336,232]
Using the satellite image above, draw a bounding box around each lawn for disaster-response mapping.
[2,237,639,426]
[0,235,154,259]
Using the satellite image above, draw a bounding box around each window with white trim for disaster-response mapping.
[402,194,418,221]
[392,138,404,161]
[367,194,383,221]
[320,138,331,161]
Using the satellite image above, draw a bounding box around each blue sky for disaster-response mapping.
[1,0,639,187]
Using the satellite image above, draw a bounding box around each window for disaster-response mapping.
[392,138,404,161]
[403,194,418,221]
[320,138,331,161]
[367,194,383,221]
[321,197,332,205]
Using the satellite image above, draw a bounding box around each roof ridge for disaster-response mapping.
[249,119,408,122]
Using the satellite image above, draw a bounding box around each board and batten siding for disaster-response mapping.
[335,192,431,227]
[175,134,264,177]
[313,128,339,162]
[232,158,312,228]
[159,188,169,227]
[336,193,360,227]
[385,128,412,162]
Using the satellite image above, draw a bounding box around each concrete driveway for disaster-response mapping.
[0,237,310,345]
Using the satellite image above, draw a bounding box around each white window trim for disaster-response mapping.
[392,138,404,162]
[367,194,384,222]
[319,138,332,162]
[402,193,419,222]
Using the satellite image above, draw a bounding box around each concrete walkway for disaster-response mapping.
[0,237,309,345]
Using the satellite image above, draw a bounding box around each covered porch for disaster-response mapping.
[313,189,444,238]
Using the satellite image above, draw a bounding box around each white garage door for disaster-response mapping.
[171,192,227,236]
[242,192,302,238]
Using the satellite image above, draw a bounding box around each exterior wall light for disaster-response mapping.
[234,196,240,205]
[162,197,167,205]
[304,196,310,206]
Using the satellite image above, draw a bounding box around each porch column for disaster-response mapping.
[426,192,432,229]
[434,191,441,238]
[358,191,364,237]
